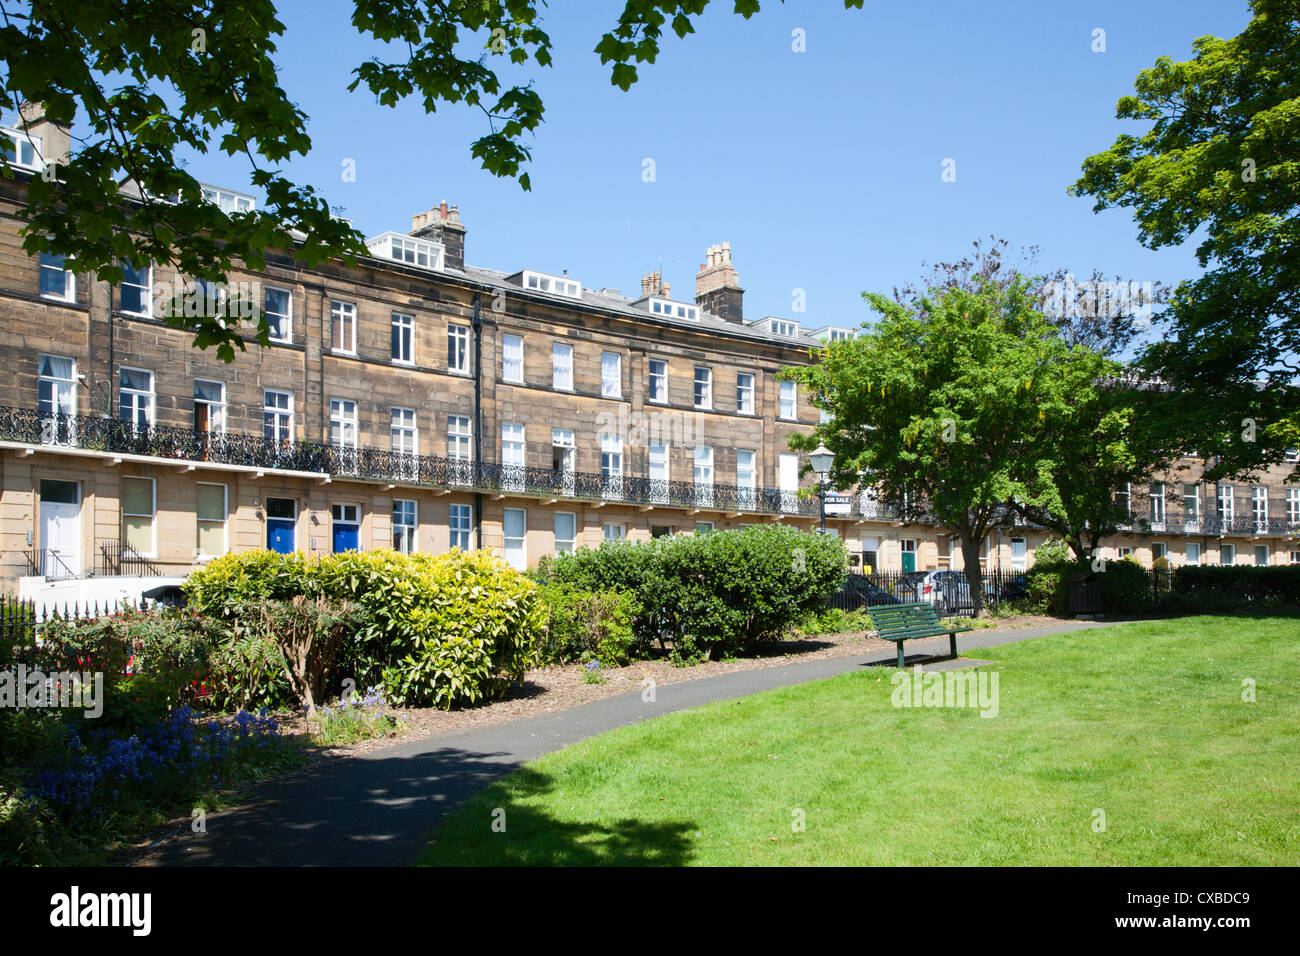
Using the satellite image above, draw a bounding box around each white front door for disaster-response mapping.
[39,480,80,578]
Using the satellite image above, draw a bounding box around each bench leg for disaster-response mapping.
[897,642,906,669]
[949,633,957,659]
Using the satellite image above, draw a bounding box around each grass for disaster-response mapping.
[419,615,1300,866]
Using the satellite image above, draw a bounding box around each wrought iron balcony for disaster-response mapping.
[13,408,1295,535]
[1120,507,1300,538]
[0,407,842,519]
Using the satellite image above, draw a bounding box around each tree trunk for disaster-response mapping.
[958,531,987,618]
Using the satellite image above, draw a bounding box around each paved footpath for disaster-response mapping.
[144,619,1121,867]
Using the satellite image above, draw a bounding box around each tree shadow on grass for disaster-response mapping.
[138,743,696,867]
[420,766,699,866]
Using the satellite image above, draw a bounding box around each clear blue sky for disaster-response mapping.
[180,0,1251,330]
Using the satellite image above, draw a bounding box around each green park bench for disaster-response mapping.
[871,602,973,668]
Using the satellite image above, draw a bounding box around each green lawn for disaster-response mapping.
[419,616,1300,866]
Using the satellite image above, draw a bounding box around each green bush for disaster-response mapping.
[537,584,638,666]
[182,550,314,618]
[538,525,847,660]
[187,548,547,709]
[234,596,366,712]
[0,771,55,866]
[22,607,225,730]
[205,625,293,712]
[1099,557,1154,615]
[1023,539,1080,616]
[1154,590,1246,616]
[797,607,871,635]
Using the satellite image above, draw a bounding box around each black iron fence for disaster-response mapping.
[829,568,1029,614]
[0,594,36,648]
[0,596,144,645]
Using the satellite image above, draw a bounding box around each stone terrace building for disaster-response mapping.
[1,109,1299,592]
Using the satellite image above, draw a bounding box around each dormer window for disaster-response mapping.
[522,270,582,299]
[647,297,698,320]
[769,318,799,337]
[2,128,43,171]
[365,232,446,271]
[200,184,256,214]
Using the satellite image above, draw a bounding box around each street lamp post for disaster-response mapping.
[809,442,835,533]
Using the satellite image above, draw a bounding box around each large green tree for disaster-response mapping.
[782,276,1092,616]
[0,0,864,359]
[1071,0,1300,478]
[1009,374,1178,562]
[888,239,1177,563]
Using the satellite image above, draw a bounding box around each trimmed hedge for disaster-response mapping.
[1099,558,1153,615]
[1172,564,1300,604]
[535,525,847,661]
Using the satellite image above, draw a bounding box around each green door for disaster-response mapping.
[901,544,916,573]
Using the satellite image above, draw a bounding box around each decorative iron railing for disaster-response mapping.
[1118,507,1300,538]
[6,407,1299,536]
[97,541,163,577]
[24,548,78,580]
[0,407,855,520]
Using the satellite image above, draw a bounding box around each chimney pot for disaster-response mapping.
[410,200,467,269]
[695,241,743,323]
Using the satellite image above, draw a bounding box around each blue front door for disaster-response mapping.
[268,519,295,554]
[332,523,358,553]
[331,503,360,553]
[265,497,296,554]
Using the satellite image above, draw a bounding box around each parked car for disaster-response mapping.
[889,571,931,602]
[936,570,1001,614]
[904,569,998,615]
[998,573,1029,601]
[840,575,903,609]
[141,584,188,608]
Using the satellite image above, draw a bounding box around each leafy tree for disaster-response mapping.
[1009,373,1177,562]
[0,0,865,359]
[782,276,1089,616]
[1070,0,1300,476]
[894,236,1167,358]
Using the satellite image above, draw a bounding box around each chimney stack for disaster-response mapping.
[410,201,466,269]
[640,269,670,299]
[16,101,71,168]
[694,241,744,323]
